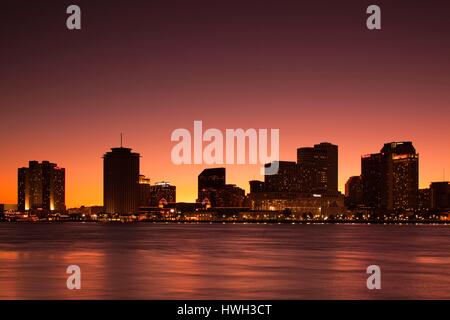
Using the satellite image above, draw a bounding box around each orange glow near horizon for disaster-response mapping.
[1,2,449,208]
[1,122,449,208]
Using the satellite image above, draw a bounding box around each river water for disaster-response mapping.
[0,223,449,299]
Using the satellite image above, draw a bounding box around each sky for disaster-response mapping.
[1,0,450,207]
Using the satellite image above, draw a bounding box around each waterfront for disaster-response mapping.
[0,223,449,299]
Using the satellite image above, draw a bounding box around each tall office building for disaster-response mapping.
[103,147,140,214]
[198,168,226,192]
[150,182,176,207]
[418,188,431,211]
[197,168,245,207]
[249,180,265,193]
[361,153,383,209]
[255,143,338,196]
[197,168,226,206]
[139,175,152,207]
[430,182,450,210]
[264,161,301,193]
[361,142,418,211]
[345,176,363,206]
[297,142,338,194]
[217,184,246,207]
[381,142,419,211]
[18,161,65,212]
[249,143,344,215]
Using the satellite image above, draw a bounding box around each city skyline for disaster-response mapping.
[2,139,449,209]
[3,0,450,305]
[1,1,450,207]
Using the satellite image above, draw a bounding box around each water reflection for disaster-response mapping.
[0,223,449,299]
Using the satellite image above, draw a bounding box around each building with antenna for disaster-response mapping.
[103,136,140,214]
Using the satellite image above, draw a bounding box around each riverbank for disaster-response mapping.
[1,219,449,225]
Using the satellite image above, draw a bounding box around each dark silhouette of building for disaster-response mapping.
[197,168,226,207]
[361,142,418,211]
[430,182,450,210]
[418,188,431,212]
[150,182,176,207]
[381,142,418,211]
[18,161,65,212]
[297,162,316,193]
[217,184,246,207]
[245,142,343,216]
[361,153,383,209]
[198,168,225,192]
[103,147,140,214]
[248,143,344,216]
[197,168,245,207]
[139,175,152,207]
[297,142,338,195]
[257,143,338,196]
[249,180,265,193]
[345,176,363,207]
[264,161,301,193]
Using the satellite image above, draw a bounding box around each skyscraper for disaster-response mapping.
[217,184,246,207]
[197,168,226,206]
[430,181,450,210]
[345,176,363,207]
[418,188,431,212]
[361,153,383,209]
[251,142,339,196]
[139,175,152,207]
[297,142,338,194]
[103,147,140,214]
[18,161,65,212]
[361,142,419,211]
[198,168,226,191]
[264,161,300,193]
[150,182,176,207]
[381,142,419,211]
[196,168,245,207]
[249,180,265,193]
